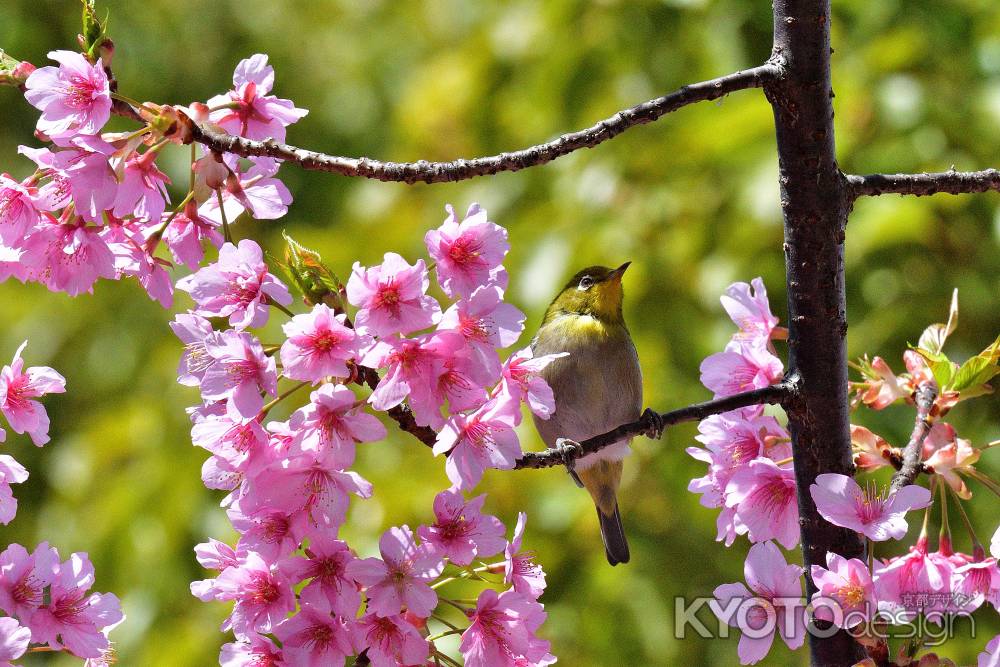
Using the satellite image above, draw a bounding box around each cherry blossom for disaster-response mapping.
[0,174,40,245]
[198,330,278,419]
[346,252,441,336]
[345,525,443,618]
[23,50,111,139]
[0,542,59,619]
[810,473,931,541]
[211,552,297,639]
[19,145,116,224]
[711,541,805,665]
[162,200,223,270]
[979,635,1000,667]
[460,588,552,667]
[720,277,780,347]
[219,634,284,667]
[425,203,510,298]
[417,488,506,566]
[0,341,66,446]
[288,384,386,467]
[438,285,525,370]
[354,613,429,667]
[434,398,522,491]
[922,422,980,499]
[809,552,877,627]
[699,343,784,399]
[280,304,361,382]
[18,214,116,296]
[725,458,799,549]
[0,456,28,525]
[297,533,361,617]
[504,513,547,600]
[273,590,355,666]
[30,552,124,659]
[170,312,215,387]
[0,617,30,667]
[207,54,308,142]
[177,239,292,330]
[873,537,947,620]
[494,347,568,423]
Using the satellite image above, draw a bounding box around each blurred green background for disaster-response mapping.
[2,0,1000,664]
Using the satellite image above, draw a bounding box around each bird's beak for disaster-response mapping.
[608,261,631,283]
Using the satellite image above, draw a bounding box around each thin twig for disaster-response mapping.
[888,382,938,493]
[846,169,1000,198]
[513,379,796,470]
[155,64,781,184]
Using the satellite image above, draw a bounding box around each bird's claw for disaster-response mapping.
[642,408,665,440]
[554,438,582,472]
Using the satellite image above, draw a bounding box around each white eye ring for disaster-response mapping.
[577,276,594,291]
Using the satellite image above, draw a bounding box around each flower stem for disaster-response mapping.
[438,597,470,614]
[964,467,1000,500]
[146,190,195,250]
[260,381,310,415]
[946,483,981,552]
[430,613,460,631]
[432,650,461,667]
[937,476,952,553]
[428,628,465,642]
[268,297,296,318]
[189,142,197,192]
[216,188,233,243]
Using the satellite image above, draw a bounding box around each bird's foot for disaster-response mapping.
[554,438,583,472]
[642,408,665,440]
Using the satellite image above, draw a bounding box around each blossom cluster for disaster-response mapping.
[176,204,557,665]
[0,344,123,663]
[1,51,299,305]
[694,281,1000,666]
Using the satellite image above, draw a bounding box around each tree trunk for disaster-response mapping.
[767,1,866,665]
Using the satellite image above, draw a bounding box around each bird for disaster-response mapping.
[530,262,656,566]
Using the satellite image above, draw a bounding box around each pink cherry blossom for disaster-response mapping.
[243,459,372,531]
[979,635,1000,667]
[494,348,568,423]
[0,456,28,525]
[345,525,443,618]
[19,146,116,223]
[0,616,30,666]
[207,54,308,142]
[30,552,124,659]
[212,552,296,639]
[0,542,59,618]
[162,200,223,270]
[417,488,506,566]
[699,343,784,399]
[288,384,387,467]
[219,634,284,667]
[111,150,171,222]
[721,278,780,347]
[23,50,111,139]
[873,537,947,619]
[851,424,892,471]
[922,422,980,499]
[354,613,429,667]
[280,304,361,382]
[0,341,66,446]
[199,330,278,418]
[434,399,522,491]
[425,203,509,298]
[809,552,876,627]
[460,588,551,667]
[273,590,354,666]
[362,334,441,417]
[810,473,931,541]
[346,252,441,336]
[854,356,911,410]
[200,165,294,223]
[439,284,525,353]
[170,312,215,387]
[109,228,173,307]
[228,506,298,562]
[19,215,116,296]
[711,540,805,665]
[413,332,496,429]
[0,174,40,245]
[725,458,799,549]
[504,513,547,599]
[298,533,361,617]
[953,554,1000,612]
[194,539,240,572]
[177,239,292,330]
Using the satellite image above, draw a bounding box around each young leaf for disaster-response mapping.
[917,289,959,355]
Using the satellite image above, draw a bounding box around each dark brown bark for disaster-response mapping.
[765,1,866,665]
[888,382,938,492]
[847,169,1000,197]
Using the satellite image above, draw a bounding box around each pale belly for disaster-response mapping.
[531,315,643,469]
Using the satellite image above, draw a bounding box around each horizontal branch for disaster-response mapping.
[888,381,937,493]
[513,379,796,470]
[166,63,780,184]
[846,169,1000,198]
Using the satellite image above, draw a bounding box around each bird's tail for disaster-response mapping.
[596,503,630,566]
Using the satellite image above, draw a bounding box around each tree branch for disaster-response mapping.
[162,64,780,184]
[512,379,795,470]
[888,382,937,493]
[846,169,1000,198]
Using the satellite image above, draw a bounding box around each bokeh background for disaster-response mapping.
[2,0,1000,664]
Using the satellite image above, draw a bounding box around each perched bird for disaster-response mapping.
[531,262,651,566]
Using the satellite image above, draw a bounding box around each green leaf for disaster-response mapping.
[281,231,345,309]
[917,289,959,355]
[914,347,956,389]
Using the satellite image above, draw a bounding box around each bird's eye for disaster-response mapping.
[578,276,595,291]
